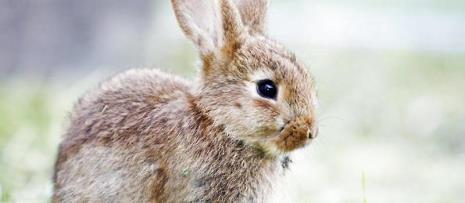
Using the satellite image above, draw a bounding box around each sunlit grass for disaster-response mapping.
[0,83,63,202]
[362,172,368,203]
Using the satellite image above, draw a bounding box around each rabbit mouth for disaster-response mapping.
[278,123,287,132]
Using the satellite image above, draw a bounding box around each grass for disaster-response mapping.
[0,83,63,202]
[362,172,368,203]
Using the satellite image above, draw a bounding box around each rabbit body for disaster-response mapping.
[54,0,318,202]
[53,69,279,202]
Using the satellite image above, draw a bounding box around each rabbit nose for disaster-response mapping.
[274,115,315,152]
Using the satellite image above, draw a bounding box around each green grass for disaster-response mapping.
[362,172,368,203]
[0,83,62,202]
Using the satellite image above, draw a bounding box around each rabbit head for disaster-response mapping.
[172,0,318,155]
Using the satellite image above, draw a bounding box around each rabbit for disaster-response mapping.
[53,0,319,202]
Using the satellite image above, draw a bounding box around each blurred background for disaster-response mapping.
[1,0,464,202]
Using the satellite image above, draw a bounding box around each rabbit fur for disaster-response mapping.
[53,0,319,202]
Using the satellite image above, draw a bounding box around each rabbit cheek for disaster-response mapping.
[253,100,279,118]
[274,117,312,152]
[252,99,281,132]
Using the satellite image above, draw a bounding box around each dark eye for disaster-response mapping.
[256,79,278,99]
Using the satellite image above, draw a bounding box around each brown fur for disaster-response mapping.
[53,0,318,202]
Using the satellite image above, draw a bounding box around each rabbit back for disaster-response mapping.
[53,69,194,202]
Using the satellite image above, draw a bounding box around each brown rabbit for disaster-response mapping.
[53,0,319,202]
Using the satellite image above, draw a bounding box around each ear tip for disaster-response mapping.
[171,0,179,6]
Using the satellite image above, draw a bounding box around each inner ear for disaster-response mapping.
[172,0,221,55]
[219,0,246,59]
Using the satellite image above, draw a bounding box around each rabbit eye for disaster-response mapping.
[256,79,278,100]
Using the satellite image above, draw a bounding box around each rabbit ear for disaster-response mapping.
[172,0,245,58]
[171,0,222,55]
[233,0,268,34]
[218,0,245,58]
